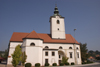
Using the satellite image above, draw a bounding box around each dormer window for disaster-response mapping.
[30,43,35,46]
[57,20,60,24]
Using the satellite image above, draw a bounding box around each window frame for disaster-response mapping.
[45,59,48,63]
[52,52,55,56]
[69,47,72,49]
[69,52,73,58]
[57,20,60,24]
[59,46,63,49]
[45,46,49,49]
[45,52,48,56]
[77,52,79,58]
[30,43,35,46]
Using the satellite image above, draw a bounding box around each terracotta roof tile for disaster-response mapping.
[10,32,29,42]
[10,31,79,44]
[25,31,40,39]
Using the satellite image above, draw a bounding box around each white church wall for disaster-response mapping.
[67,49,75,64]
[25,47,42,66]
[43,43,74,49]
[23,39,43,66]
[43,43,81,64]
[7,42,22,65]
[25,39,43,47]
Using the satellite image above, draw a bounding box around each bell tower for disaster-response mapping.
[50,6,66,39]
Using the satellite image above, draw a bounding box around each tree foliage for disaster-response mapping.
[88,50,100,58]
[12,45,22,67]
[80,43,90,62]
[3,49,8,60]
[21,51,27,66]
[61,56,69,64]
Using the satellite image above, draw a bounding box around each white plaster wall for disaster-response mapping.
[23,39,43,66]
[43,50,58,66]
[43,43,74,49]
[25,39,43,47]
[25,47,42,66]
[43,43,81,64]
[51,16,66,39]
[7,42,22,65]
[67,50,75,64]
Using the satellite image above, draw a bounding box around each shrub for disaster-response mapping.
[25,63,32,67]
[35,63,40,67]
[87,60,93,64]
[82,62,87,64]
[71,62,74,65]
[45,63,49,66]
[65,62,69,65]
[52,63,57,66]
[60,63,64,66]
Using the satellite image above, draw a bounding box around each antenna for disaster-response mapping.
[55,2,57,7]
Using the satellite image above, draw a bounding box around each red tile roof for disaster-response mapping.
[10,30,79,44]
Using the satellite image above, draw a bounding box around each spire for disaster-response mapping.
[53,5,62,17]
[54,5,59,15]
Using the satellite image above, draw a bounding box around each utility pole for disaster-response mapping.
[74,29,78,64]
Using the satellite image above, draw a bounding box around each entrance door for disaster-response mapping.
[59,60,61,64]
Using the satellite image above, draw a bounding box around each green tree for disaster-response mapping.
[21,51,27,66]
[3,49,8,60]
[80,43,90,62]
[12,45,22,67]
[61,56,69,64]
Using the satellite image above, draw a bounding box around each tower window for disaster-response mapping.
[57,20,60,24]
[30,43,35,46]
[58,28,59,30]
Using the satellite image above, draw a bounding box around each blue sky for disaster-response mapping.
[0,0,100,51]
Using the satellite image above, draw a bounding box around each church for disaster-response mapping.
[7,6,81,66]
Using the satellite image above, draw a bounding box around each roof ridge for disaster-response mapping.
[24,33,30,38]
[35,31,40,38]
[24,30,40,39]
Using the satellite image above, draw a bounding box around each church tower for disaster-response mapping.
[50,6,66,39]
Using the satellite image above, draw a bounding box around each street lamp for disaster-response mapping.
[74,29,78,64]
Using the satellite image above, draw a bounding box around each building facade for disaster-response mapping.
[7,6,81,66]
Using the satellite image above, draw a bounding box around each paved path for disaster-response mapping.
[0,62,100,67]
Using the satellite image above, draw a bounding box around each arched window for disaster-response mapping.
[69,47,72,49]
[45,46,49,49]
[57,20,60,24]
[76,47,78,49]
[58,28,59,30]
[30,43,35,46]
[59,46,63,49]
